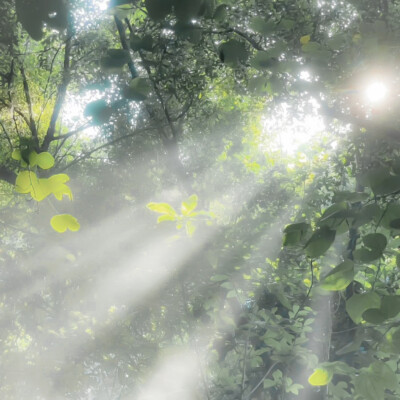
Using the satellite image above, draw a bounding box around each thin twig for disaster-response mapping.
[246,361,280,399]
[0,119,13,149]
[58,127,152,172]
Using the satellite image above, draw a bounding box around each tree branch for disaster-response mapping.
[246,361,280,399]
[59,127,152,172]
[0,119,13,149]
[0,98,31,129]
[19,64,39,148]
[114,16,138,78]
[51,122,92,142]
[41,11,73,151]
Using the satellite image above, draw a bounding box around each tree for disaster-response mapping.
[1,0,400,399]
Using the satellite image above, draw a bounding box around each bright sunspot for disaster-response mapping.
[365,81,388,103]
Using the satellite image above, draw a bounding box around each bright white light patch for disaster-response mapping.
[365,82,388,103]
[93,0,109,11]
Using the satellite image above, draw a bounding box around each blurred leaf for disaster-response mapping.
[50,214,80,233]
[147,202,178,216]
[304,227,336,258]
[346,292,381,324]
[219,40,248,67]
[308,368,333,386]
[181,194,198,215]
[320,260,354,291]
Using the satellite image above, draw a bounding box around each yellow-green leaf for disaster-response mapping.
[50,214,80,233]
[157,214,176,223]
[320,260,354,291]
[147,202,177,216]
[12,149,22,161]
[31,178,52,201]
[28,150,39,167]
[300,35,311,44]
[308,368,333,386]
[27,151,54,169]
[185,220,196,237]
[181,194,198,215]
[36,152,55,169]
[15,171,37,194]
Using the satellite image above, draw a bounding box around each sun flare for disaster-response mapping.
[364,81,388,103]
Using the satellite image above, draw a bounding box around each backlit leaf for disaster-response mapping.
[300,35,311,45]
[12,149,22,160]
[320,260,354,291]
[147,202,177,216]
[181,194,198,215]
[308,368,333,386]
[50,214,80,233]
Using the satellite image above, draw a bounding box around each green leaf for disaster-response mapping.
[365,167,400,195]
[302,42,322,53]
[147,202,178,216]
[379,295,400,319]
[15,171,37,194]
[353,204,381,228]
[355,362,397,400]
[363,233,387,252]
[278,19,296,31]
[250,51,277,70]
[320,260,354,291]
[333,191,368,203]
[219,40,248,67]
[124,77,151,101]
[174,22,202,43]
[304,227,336,258]
[381,204,400,230]
[248,76,269,95]
[157,215,176,223]
[100,49,130,73]
[362,308,386,324]
[308,368,333,386]
[84,99,112,125]
[50,214,80,233]
[250,17,276,35]
[181,194,198,215]
[185,220,196,237]
[174,0,204,21]
[210,274,229,282]
[354,233,387,262]
[145,0,173,20]
[283,222,309,246]
[346,292,381,324]
[320,202,348,222]
[29,151,55,169]
[130,34,153,52]
[12,149,22,161]
[213,4,228,22]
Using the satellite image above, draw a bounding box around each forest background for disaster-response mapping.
[1,0,400,399]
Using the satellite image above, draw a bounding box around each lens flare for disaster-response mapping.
[365,82,388,103]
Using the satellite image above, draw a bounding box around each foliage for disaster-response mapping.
[1,0,400,399]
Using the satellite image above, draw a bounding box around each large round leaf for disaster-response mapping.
[219,40,248,67]
[145,0,173,20]
[346,292,381,324]
[51,214,80,233]
[304,227,336,258]
[320,260,354,291]
[308,368,333,386]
